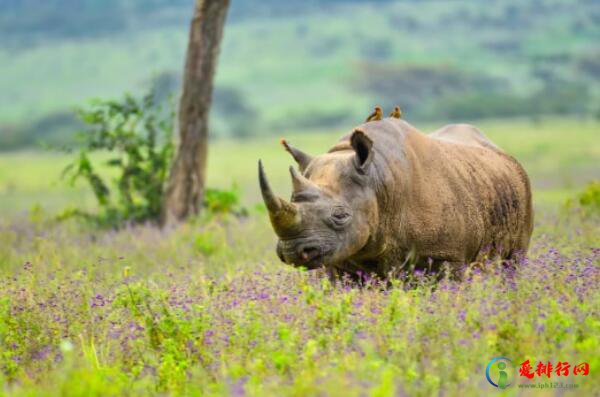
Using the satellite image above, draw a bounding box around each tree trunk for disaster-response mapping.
[162,0,230,226]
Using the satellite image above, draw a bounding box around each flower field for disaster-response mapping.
[0,208,598,396]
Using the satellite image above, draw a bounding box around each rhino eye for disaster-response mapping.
[330,207,351,226]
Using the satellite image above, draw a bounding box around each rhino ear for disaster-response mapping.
[350,129,373,173]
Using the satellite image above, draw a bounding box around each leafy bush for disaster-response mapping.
[204,185,245,215]
[62,92,175,226]
[61,91,247,227]
[565,180,600,216]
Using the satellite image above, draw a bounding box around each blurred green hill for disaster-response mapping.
[1,0,599,150]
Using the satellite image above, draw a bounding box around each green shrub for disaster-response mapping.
[204,185,245,215]
[62,91,175,226]
[565,180,600,216]
[575,181,600,213]
[60,92,246,227]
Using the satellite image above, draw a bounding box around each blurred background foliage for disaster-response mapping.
[0,0,599,149]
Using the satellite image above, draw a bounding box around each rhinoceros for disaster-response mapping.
[258,117,533,279]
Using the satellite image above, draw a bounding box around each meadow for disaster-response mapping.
[0,117,599,396]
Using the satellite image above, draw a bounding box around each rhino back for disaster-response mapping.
[428,123,501,151]
[404,126,532,262]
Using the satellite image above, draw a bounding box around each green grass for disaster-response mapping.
[4,213,600,397]
[1,117,598,215]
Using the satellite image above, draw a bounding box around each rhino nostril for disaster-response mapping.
[299,245,320,261]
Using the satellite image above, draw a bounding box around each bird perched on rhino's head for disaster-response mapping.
[365,106,383,122]
[389,106,402,119]
[259,113,533,280]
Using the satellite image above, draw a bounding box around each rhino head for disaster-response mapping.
[258,130,380,270]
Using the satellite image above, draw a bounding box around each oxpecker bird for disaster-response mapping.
[365,106,383,122]
[389,106,402,119]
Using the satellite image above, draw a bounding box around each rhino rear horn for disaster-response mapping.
[289,165,317,193]
[258,160,300,235]
[280,139,313,172]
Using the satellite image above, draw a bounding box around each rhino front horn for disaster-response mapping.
[258,160,300,235]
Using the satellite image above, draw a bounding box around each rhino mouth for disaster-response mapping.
[276,241,334,269]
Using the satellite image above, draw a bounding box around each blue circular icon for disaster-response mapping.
[486,357,514,388]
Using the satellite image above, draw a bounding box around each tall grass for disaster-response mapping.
[0,209,598,396]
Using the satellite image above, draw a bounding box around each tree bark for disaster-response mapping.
[162,0,230,226]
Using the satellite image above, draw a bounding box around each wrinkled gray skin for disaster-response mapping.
[258,118,533,279]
